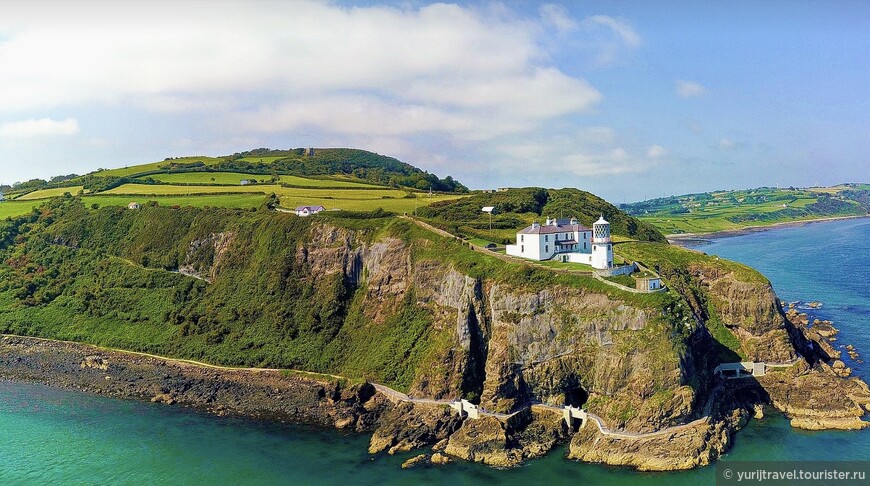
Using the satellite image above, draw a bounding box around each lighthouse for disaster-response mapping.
[591,216,613,270]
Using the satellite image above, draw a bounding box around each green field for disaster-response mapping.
[276,194,463,213]
[16,186,85,200]
[139,171,382,188]
[623,186,869,235]
[0,201,39,219]
[95,156,226,178]
[82,194,271,211]
[3,187,464,217]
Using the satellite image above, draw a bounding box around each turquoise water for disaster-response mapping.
[1,218,869,485]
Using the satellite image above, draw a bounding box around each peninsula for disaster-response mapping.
[1,150,868,471]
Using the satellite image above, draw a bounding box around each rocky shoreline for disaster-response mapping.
[2,333,869,472]
[0,335,391,433]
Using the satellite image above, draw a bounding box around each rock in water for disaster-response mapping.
[401,454,428,469]
[430,452,451,465]
[753,404,764,420]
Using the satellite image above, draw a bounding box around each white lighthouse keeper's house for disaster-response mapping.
[505,216,613,269]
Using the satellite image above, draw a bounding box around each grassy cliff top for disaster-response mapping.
[418,187,667,244]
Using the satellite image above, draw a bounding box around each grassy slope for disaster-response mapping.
[0,197,679,391]
[420,187,666,244]
[15,186,86,200]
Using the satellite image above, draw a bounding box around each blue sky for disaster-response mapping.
[0,0,867,202]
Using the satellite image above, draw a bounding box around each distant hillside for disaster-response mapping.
[622,184,870,235]
[221,148,467,193]
[419,187,667,244]
[3,148,468,197]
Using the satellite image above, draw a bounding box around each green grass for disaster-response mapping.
[139,171,383,188]
[467,237,498,247]
[616,241,769,284]
[235,156,285,164]
[16,186,85,200]
[82,194,271,210]
[104,183,408,199]
[0,201,39,219]
[95,156,225,177]
[604,274,635,287]
[534,259,594,271]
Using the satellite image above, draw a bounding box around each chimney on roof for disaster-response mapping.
[570,217,578,225]
[532,221,540,229]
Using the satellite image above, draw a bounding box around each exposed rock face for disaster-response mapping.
[443,410,568,467]
[689,263,797,363]
[567,409,746,471]
[179,231,235,282]
[758,363,870,430]
[368,402,462,455]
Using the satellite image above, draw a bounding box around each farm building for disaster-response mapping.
[128,202,141,210]
[295,205,325,217]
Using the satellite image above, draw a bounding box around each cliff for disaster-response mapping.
[0,196,867,471]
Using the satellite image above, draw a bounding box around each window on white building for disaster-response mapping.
[545,235,548,242]
[520,235,524,242]
[545,245,548,252]
[521,245,524,252]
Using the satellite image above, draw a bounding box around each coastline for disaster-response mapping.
[665,214,870,247]
[0,333,744,471]
[0,334,390,431]
[2,328,869,471]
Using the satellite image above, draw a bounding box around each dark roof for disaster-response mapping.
[295,205,325,211]
[555,239,578,245]
[519,223,590,235]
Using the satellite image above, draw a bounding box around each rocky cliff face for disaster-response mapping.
[291,222,700,434]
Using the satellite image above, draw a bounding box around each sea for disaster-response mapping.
[1,218,869,485]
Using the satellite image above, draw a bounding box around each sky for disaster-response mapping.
[0,0,868,203]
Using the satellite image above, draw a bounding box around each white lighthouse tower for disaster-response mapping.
[591,216,613,270]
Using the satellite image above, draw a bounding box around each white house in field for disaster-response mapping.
[295,205,325,217]
[505,216,613,269]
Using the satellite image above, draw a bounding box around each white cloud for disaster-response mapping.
[719,138,736,149]
[676,80,706,98]
[490,128,654,178]
[647,144,666,158]
[0,1,604,144]
[0,117,79,138]
[540,4,577,32]
[585,15,642,47]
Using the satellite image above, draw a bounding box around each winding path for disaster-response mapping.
[1,333,801,441]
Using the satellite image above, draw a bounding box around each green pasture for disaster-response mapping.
[15,186,85,200]
[278,194,464,213]
[81,194,270,211]
[95,156,225,177]
[138,171,382,188]
[1,189,465,219]
[0,201,38,219]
